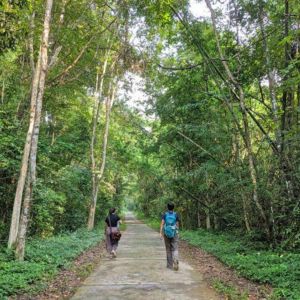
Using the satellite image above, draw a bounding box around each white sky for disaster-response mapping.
[189,0,211,18]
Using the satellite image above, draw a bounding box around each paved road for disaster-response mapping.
[71,213,219,300]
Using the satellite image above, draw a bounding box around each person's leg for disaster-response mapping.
[105,228,113,255]
[111,240,118,257]
[163,235,173,268]
[110,227,119,257]
[171,234,179,270]
[106,234,112,254]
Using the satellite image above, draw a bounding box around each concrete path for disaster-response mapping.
[71,213,219,300]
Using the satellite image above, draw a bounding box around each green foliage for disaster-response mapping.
[132,0,300,250]
[135,212,161,231]
[31,182,67,237]
[0,0,28,52]
[180,230,300,300]
[0,227,103,299]
[212,280,248,300]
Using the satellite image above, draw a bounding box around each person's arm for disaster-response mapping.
[118,216,122,224]
[160,219,165,239]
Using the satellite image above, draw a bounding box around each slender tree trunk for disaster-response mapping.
[205,0,269,238]
[15,66,49,260]
[91,72,99,204]
[8,51,41,249]
[297,20,300,126]
[206,211,211,230]
[1,80,4,104]
[213,215,219,230]
[234,133,251,233]
[59,0,67,24]
[90,52,110,210]
[258,2,280,147]
[280,0,296,205]
[29,12,35,74]
[239,88,269,232]
[281,0,291,153]
[197,199,201,228]
[15,171,32,260]
[87,83,116,229]
[197,211,201,228]
[242,195,251,233]
[11,0,53,257]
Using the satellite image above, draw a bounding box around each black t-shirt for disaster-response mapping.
[105,214,120,227]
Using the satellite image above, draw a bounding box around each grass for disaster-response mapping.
[180,229,300,300]
[0,227,104,299]
[136,212,300,300]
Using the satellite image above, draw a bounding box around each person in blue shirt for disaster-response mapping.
[160,203,180,270]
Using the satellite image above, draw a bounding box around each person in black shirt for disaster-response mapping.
[105,208,121,258]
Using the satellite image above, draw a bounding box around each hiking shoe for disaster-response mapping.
[173,259,179,271]
[111,250,117,258]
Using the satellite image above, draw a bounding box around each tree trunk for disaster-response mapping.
[281,0,291,153]
[197,211,201,228]
[213,215,219,230]
[197,199,201,228]
[87,185,99,230]
[15,172,32,260]
[205,0,270,238]
[258,2,280,147]
[87,83,117,229]
[206,210,211,230]
[90,51,110,214]
[8,50,41,249]
[239,88,269,234]
[11,0,53,258]
[29,12,35,74]
[1,80,4,104]
[234,133,251,233]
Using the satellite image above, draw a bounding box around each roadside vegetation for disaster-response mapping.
[0,228,103,299]
[181,230,300,300]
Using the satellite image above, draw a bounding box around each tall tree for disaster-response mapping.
[88,78,117,229]
[8,0,54,253]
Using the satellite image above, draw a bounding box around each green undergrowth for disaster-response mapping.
[119,222,127,232]
[0,227,104,299]
[119,212,127,231]
[212,279,248,300]
[137,213,299,300]
[180,230,300,300]
[135,212,160,231]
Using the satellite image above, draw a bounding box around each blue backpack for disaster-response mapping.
[164,212,177,238]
